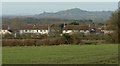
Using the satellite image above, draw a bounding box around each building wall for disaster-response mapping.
[101,30,114,34]
[1,29,113,35]
[0,30,12,35]
[63,30,72,34]
[63,30,90,34]
[19,30,48,34]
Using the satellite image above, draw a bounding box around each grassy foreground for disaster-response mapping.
[2,44,118,64]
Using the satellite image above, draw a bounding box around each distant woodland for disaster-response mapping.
[2,17,94,27]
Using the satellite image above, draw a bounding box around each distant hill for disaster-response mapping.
[2,8,113,24]
[34,8,113,22]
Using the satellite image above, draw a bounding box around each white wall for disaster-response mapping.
[63,30,72,34]
[63,30,90,34]
[101,30,114,34]
[19,30,48,34]
[0,30,12,35]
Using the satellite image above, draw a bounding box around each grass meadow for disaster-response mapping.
[2,44,118,64]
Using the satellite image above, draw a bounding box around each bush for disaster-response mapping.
[3,33,82,46]
[23,39,36,46]
[62,33,81,44]
[2,39,36,46]
[62,34,72,44]
[49,37,65,45]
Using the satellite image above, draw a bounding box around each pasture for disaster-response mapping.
[2,44,118,64]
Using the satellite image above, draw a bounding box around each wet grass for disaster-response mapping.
[2,44,118,64]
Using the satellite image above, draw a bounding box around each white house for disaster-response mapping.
[101,30,114,34]
[1,24,114,36]
[99,26,114,34]
[63,25,90,34]
[0,26,12,35]
[19,24,50,35]
[0,29,12,35]
[19,30,49,34]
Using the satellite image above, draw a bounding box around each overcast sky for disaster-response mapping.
[1,0,119,2]
[2,2,118,16]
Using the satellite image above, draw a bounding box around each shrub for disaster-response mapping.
[2,39,36,46]
[62,33,81,44]
[49,37,65,45]
[24,39,36,46]
[62,34,72,44]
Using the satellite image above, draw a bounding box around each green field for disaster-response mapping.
[2,44,118,64]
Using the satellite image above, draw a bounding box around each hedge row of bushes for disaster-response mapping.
[3,33,110,46]
[2,33,83,46]
[2,37,81,46]
[2,39,35,46]
[2,38,62,46]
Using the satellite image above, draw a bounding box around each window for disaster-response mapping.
[25,30,27,32]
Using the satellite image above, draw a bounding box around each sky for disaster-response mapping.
[2,2,118,16]
[1,0,119,2]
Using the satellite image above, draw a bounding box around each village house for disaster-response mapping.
[1,24,114,36]
[100,29,114,34]
[63,25,90,34]
[19,24,50,35]
[98,26,114,34]
[0,25,12,35]
[1,24,50,35]
[0,29,12,35]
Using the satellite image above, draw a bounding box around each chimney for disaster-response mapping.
[7,26,10,30]
[64,22,66,28]
[48,25,50,33]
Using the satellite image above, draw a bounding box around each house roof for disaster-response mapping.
[2,24,49,30]
[20,24,48,30]
[2,25,8,30]
[63,25,89,30]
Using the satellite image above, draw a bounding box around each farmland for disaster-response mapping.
[2,44,118,64]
